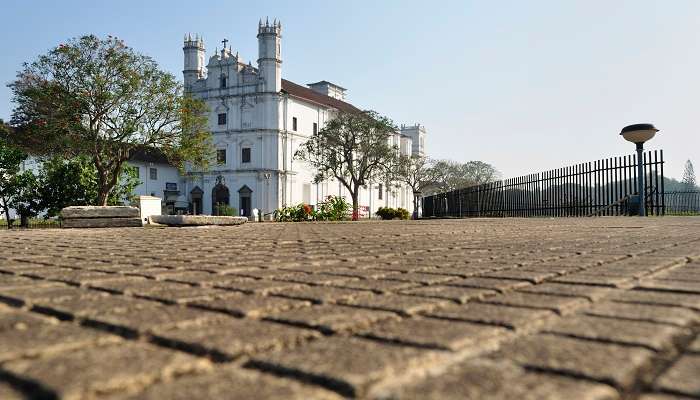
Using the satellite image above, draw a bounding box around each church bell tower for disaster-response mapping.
[183,34,205,91]
[257,18,282,93]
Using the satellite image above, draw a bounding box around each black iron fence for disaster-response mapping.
[663,191,700,215]
[422,150,665,218]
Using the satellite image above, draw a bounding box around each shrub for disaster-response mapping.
[316,196,350,221]
[376,207,410,220]
[214,203,237,216]
[274,203,313,222]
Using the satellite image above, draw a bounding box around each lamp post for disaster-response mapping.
[620,123,659,216]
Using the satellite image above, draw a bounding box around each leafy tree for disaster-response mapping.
[8,35,212,206]
[0,121,31,227]
[10,171,42,227]
[682,159,696,190]
[394,155,440,218]
[427,159,499,194]
[296,110,397,220]
[38,156,140,217]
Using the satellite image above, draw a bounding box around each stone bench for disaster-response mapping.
[60,206,142,228]
[149,215,247,226]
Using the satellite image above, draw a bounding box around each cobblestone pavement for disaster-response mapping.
[1,217,699,400]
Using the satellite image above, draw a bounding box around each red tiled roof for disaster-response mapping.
[281,79,360,113]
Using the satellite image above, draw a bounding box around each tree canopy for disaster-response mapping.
[8,35,212,205]
[295,110,397,220]
[682,159,697,190]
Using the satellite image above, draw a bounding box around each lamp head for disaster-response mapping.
[620,123,659,144]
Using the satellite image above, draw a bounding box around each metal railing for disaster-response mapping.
[663,191,700,215]
[422,150,665,218]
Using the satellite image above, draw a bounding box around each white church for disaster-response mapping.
[130,19,428,218]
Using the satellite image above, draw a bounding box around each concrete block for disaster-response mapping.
[62,217,142,228]
[60,206,140,219]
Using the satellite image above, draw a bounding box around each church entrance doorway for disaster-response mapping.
[238,185,253,217]
[212,181,230,216]
[190,186,203,215]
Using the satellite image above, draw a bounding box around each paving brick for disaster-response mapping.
[445,277,532,292]
[152,317,320,358]
[517,283,613,301]
[87,303,221,332]
[214,278,304,294]
[265,304,397,333]
[635,279,700,295]
[553,273,633,288]
[338,293,451,316]
[248,336,440,397]
[2,342,211,400]
[479,269,560,283]
[190,293,311,318]
[610,290,700,311]
[272,273,359,286]
[398,285,496,303]
[382,272,458,285]
[423,302,556,332]
[381,359,618,400]
[480,292,589,315]
[543,315,688,351]
[330,278,421,293]
[0,382,24,400]
[583,302,699,327]
[654,354,700,397]
[113,366,342,400]
[360,317,510,351]
[493,333,655,387]
[688,336,700,353]
[270,285,362,304]
[0,311,120,361]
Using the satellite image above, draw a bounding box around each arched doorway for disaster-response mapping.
[190,186,203,215]
[212,177,230,216]
[238,185,253,217]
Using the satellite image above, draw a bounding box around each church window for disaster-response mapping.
[149,168,158,180]
[313,122,318,135]
[216,149,226,165]
[242,147,251,163]
[292,117,297,131]
[378,184,383,200]
[220,75,227,88]
[218,113,227,125]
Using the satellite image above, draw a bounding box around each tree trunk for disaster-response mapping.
[95,159,124,206]
[20,213,29,228]
[413,193,419,220]
[351,192,359,221]
[2,203,13,229]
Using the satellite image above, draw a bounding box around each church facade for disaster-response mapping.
[160,19,427,217]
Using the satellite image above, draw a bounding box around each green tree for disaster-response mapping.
[295,110,397,220]
[8,35,212,205]
[427,159,499,194]
[682,159,696,190]
[38,156,140,217]
[0,121,29,227]
[394,155,440,219]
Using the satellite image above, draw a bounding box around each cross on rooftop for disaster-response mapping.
[221,38,228,48]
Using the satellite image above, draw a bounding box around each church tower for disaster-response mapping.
[257,18,282,93]
[183,34,205,91]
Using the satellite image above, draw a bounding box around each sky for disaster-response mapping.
[1,0,698,180]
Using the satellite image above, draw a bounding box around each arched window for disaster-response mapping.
[220,75,227,88]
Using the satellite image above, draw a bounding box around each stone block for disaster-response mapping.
[398,285,496,304]
[62,217,143,228]
[493,334,655,387]
[151,317,320,358]
[248,336,440,398]
[445,277,532,292]
[116,366,342,400]
[543,315,688,351]
[517,283,613,301]
[380,359,618,400]
[360,317,510,351]
[149,215,247,226]
[2,342,211,399]
[190,293,311,318]
[424,302,556,332]
[654,354,700,397]
[584,301,699,327]
[265,304,398,333]
[60,206,140,219]
[338,293,451,316]
[481,292,589,315]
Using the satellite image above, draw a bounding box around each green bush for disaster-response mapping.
[274,196,350,222]
[214,203,237,216]
[274,203,313,222]
[376,207,410,220]
[315,196,350,221]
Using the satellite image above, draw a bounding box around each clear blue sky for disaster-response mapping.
[1,0,698,179]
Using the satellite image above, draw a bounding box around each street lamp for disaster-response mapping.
[620,123,659,216]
